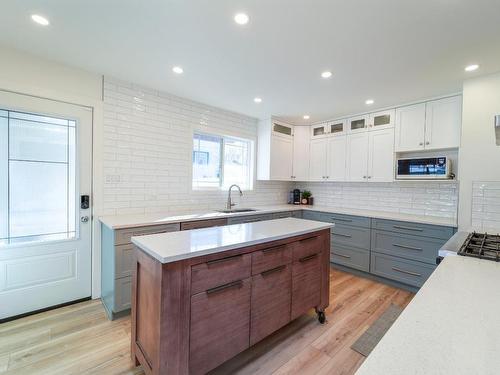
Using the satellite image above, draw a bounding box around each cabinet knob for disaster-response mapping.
[419,142,424,146]
[363,176,367,179]
[425,141,430,145]
[367,176,372,179]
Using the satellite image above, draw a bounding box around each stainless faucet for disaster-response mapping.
[226,184,243,211]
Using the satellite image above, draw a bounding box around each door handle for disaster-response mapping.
[392,243,423,251]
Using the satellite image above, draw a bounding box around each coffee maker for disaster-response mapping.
[292,189,301,205]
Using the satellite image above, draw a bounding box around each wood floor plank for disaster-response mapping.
[0,267,414,375]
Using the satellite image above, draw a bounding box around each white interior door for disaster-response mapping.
[0,91,92,320]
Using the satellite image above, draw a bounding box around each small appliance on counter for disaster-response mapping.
[292,189,301,205]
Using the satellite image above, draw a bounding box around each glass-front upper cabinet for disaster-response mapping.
[348,115,369,134]
[369,109,395,130]
[310,122,329,138]
[272,121,293,138]
[329,119,347,136]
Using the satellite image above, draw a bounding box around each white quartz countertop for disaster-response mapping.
[131,218,333,264]
[100,204,456,230]
[355,255,500,375]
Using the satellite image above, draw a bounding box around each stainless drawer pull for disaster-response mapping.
[332,232,352,238]
[300,236,318,243]
[392,243,423,251]
[262,245,286,254]
[261,265,286,277]
[299,253,319,263]
[330,217,352,222]
[392,267,422,277]
[334,253,351,259]
[393,225,424,232]
[206,255,242,266]
[206,280,243,295]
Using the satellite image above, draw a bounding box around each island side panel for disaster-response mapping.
[319,228,331,311]
[131,247,162,375]
[159,260,192,375]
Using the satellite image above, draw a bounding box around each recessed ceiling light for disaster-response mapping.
[31,14,49,26]
[303,115,310,120]
[254,97,262,103]
[234,13,249,25]
[465,64,479,72]
[172,66,184,74]
[321,71,332,79]
[365,99,374,105]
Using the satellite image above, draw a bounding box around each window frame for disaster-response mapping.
[191,131,254,191]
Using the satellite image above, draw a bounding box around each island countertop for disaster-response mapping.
[131,217,334,264]
[355,255,500,375]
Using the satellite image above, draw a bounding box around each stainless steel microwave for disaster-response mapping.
[396,157,452,180]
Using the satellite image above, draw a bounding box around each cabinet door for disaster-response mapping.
[309,138,328,181]
[327,136,347,181]
[272,121,293,138]
[270,135,293,180]
[250,265,292,346]
[346,132,369,182]
[310,123,329,138]
[292,126,310,180]
[368,128,394,182]
[395,103,426,152]
[424,96,462,150]
[291,253,321,320]
[348,115,369,134]
[329,119,347,136]
[369,109,395,131]
[190,278,251,375]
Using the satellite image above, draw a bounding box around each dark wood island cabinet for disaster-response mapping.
[130,219,331,375]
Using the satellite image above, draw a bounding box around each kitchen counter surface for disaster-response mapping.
[355,255,500,375]
[100,204,457,230]
[131,217,334,264]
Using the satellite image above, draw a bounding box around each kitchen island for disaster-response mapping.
[130,218,333,375]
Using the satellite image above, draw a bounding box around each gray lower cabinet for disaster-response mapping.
[228,213,274,224]
[370,252,436,288]
[331,245,370,272]
[272,211,293,219]
[101,222,180,319]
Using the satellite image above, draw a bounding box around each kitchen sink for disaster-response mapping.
[216,208,258,213]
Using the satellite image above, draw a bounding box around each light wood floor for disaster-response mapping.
[0,268,413,375]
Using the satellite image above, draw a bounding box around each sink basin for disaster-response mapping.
[216,208,258,214]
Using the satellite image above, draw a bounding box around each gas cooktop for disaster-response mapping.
[458,232,500,262]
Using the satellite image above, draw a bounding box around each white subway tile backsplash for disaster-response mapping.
[472,182,500,232]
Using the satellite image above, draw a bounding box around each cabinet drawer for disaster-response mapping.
[370,252,436,287]
[291,210,303,218]
[371,230,445,264]
[180,218,227,231]
[250,264,292,345]
[291,252,321,319]
[115,223,180,245]
[330,245,370,272]
[191,254,251,295]
[252,244,292,275]
[227,214,273,225]
[302,211,370,228]
[292,234,323,261]
[115,244,134,278]
[272,211,293,219]
[114,276,132,313]
[190,278,251,375]
[331,224,371,250]
[372,219,454,240]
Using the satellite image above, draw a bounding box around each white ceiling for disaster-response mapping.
[1,0,500,124]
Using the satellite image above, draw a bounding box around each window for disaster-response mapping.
[192,133,253,190]
[0,109,76,245]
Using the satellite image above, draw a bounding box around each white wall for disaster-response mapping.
[102,77,291,215]
[0,45,104,298]
[294,181,458,219]
[459,72,500,231]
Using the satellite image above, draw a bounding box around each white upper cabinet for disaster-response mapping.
[395,103,426,152]
[309,138,329,181]
[348,115,369,134]
[395,96,462,152]
[269,135,293,180]
[424,96,462,150]
[258,119,294,181]
[272,121,294,138]
[346,132,370,181]
[292,126,310,180]
[369,109,395,131]
[311,122,329,138]
[311,119,346,139]
[327,136,347,181]
[368,128,395,182]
